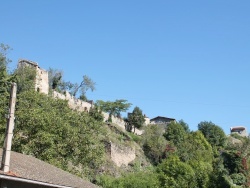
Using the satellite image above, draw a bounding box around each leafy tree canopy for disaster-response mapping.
[178,119,190,133]
[188,160,213,188]
[0,43,12,69]
[142,125,167,165]
[0,44,15,129]
[96,99,131,119]
[14,65,36,93]
[48,68,95,101]
[48,68,63,90]
[164,121,187,146]
[157,155,196,188]
[198,121,227,148]
[0,44,15,95]
[5,90,106,179]
[128,106,145,132]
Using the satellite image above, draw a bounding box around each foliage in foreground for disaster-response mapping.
[97,171,160,188]
[1,90,106,179]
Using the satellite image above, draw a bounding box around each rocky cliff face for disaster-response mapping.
[110,143,135,167]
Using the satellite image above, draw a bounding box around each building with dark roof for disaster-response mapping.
[150,116,176,125]
[0,149,98,188]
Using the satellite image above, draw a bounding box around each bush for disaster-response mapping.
[157,155,196,188]
[127,132,141,143]
[230,173,246,185]
[97,171,160,188]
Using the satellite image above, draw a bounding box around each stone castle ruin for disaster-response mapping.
[18,59,139,166]
[18,59,49,94]
[17,59,142,132]
[18,59,94,112]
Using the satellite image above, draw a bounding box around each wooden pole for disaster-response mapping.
[1,83,17,173]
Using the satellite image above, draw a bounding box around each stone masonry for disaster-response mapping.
[17,59,143,166]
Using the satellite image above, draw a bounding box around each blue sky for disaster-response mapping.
[1,1,250,134]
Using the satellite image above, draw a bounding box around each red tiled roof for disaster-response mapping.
[231,126,246,131]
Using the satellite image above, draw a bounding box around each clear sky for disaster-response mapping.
[1,1,250,134]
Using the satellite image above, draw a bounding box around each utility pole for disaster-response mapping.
[1,83,17,173]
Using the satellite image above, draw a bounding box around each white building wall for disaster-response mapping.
[144,117,150,125]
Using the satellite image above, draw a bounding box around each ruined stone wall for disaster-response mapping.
[17,59,143,167]
[53,91,93,112]
[102,112,143,135]
[18,59,49,94]
[102,112,126,130]
[36,68,49,94]
[18,59,143,134]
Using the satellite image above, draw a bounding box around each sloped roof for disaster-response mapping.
[150,116,176,121]
[0,149,98,188]
[230,126,246,131]
[18,59,38,67]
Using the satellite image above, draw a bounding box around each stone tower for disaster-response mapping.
[18,59,49,94]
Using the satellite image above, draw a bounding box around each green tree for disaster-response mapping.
[0,43,12,69]
[48,68,63,90]
[230,173,246,186]
[14,65,36,93]
[188,160,213,188]
[178,131,214,163]
[0,44,15,138]
[157,155,196,188]
[48,69,95,101]
[178,119,190,133]
[222,151,243,174]
[0,43,15,94]
[96,99,132,121]
[128,106,145,132]
[10,90,105,179]
[89,107,104,122]
[198,121,227,148]
[163,121,187,146]
[70,75,96,99]
[142,125,167,165]
[208,157,232,188]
